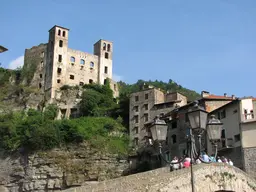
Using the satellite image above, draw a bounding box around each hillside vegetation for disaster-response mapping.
[0,66,200,155]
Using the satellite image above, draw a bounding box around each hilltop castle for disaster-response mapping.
[23,25,118,103]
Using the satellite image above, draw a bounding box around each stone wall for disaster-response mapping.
[0,143,128,192]
[63,163,256,192]
[242,147,256,179]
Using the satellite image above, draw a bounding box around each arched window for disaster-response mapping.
[107,44,111,51]
[63,31,66,37]
[90,62,94,68]
[89,79,93,84]
[80,59,85,65]
[59,40,63,47]
[58,30,61,36]
[103,43,106,50]
[70,56,75,63]
[171,134,177,144]
[105,52,109,59]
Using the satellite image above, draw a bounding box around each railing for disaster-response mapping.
[244,113,254,120]
[218,138,234,150]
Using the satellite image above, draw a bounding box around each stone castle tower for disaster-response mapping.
[23,25,118,103]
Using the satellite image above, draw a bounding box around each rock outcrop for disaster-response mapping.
[0,143,128,192]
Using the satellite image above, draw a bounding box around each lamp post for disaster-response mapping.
[149,101,223,192]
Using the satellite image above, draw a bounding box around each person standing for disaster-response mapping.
[228,159,234,166]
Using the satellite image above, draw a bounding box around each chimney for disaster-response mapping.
[224,93,227,97]
[201,91,210,98]
[232,95,235,99]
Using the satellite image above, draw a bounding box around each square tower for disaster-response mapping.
[45,25,69,101]
[93,40,113,85]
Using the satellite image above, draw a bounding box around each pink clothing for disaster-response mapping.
[183,161,190,168]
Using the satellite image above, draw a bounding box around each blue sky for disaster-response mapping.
[1,0,256,97]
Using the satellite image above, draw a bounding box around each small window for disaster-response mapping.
[234,134,240,142]
[70,56,75,63]
[107,44,111,51]
[105,52,109,59]
[134,138,138,146]
[114,84,117,91]
[90,62,94,68]
[144,113,149,122]
[134,115,139,123]
[171,134,177,144]
[40,74,42,78]
[58,55,62,62]
[135,127,138,134]
[221,110,226,119]
[103,43,106,50]
[79,82,84,86]
[80,59,85,65]
[63,31,66,37]
[59,40,63,47]
[104,79,107,85]
[134,106,139,112]
[171,121,177,129]
[57,79,61,83]
[104,66,108,74]
[135,95,139,102]
[89,79,93,84]
[145,93,148,100]
[41,61,44,68]
[57,68,62,74]
[70,75,74,80]
[221,129,225,138]
[39,83,42,89]
[58,29,61,36]
[144,104,148,110]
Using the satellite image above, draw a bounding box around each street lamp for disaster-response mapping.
[149,100,223,192]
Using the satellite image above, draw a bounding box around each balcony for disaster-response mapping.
[244,113,254,121]
[218,138,234,151]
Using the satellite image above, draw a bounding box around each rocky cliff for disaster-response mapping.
[0,142,129,192]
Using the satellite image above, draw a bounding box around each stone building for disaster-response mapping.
[160,91,237,160]
[129,84,188,147]
[206,97,256,171]
[23,25,118,103]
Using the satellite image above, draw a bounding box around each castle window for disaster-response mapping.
[63,31,66,37]
[57,67,62,74]
[103,43,106,50]
[144,113,149,122]
[134,138,138,146]
[104,66,108,74]
[134,115,139,123]
[89,79,93,84]
[70,56,75,63]
[79,82,84,86]
[134,106,139,112]
[135,96,139,102]
[171,134,177,144]
[58,55,62,62]
[70,75,74,80]
[39,83,42,89]
[105,52,109,59]
[57,79,61,83]
[144,104,148,110]
[59,40,63,47]
[104,79,107,85]
[107,44,111,51]
[58,30,61,36]
[40,74,42,78]
[80,59,85,65]
[90,62,94,68]
[145,93,148,100]
[114,84,116,91]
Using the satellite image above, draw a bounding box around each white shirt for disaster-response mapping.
[229,161,233,166]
